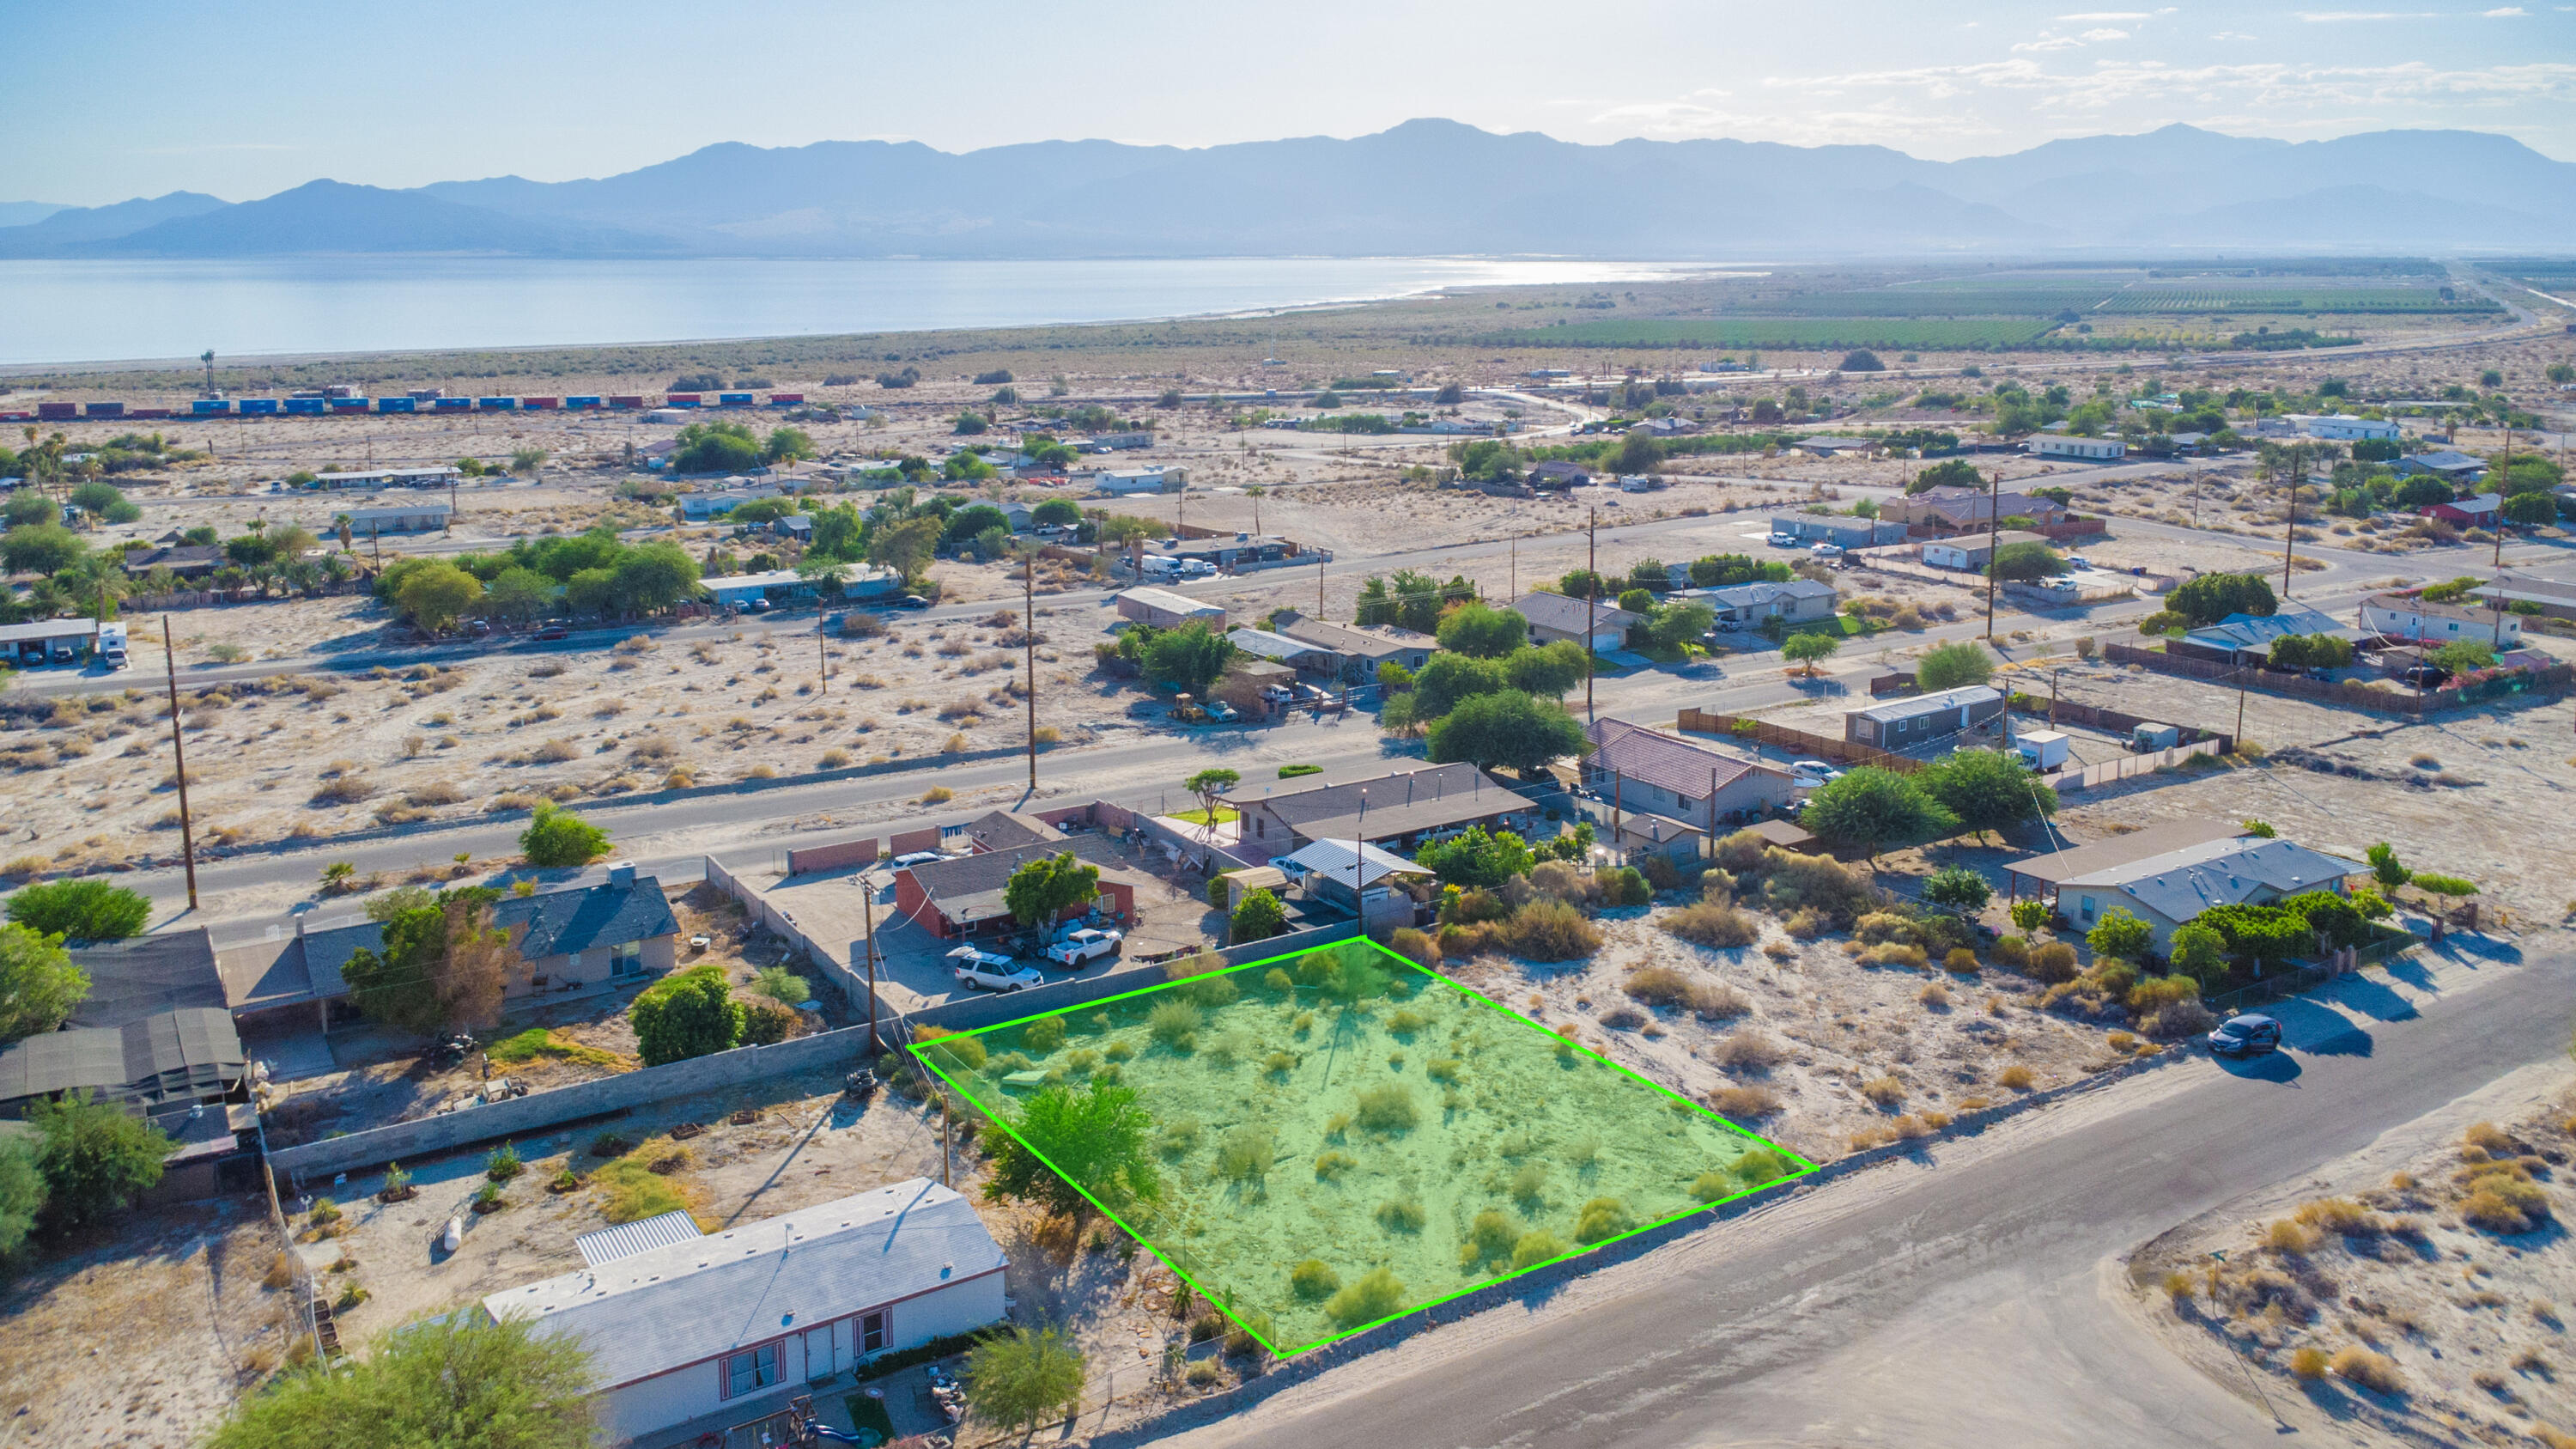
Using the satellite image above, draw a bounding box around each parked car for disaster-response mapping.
[2064,555,2093,569]
[1204,701,1240,723]
[1789,759,1844,787]
[534,624,568,641]
[1766,532,1801,549]
[2399,665,2451,690]
[894,594,932,610]
[1808,542,1845,560]
[948,947,1043,993]
[1044,928,1123,967]
[2207,1013,2282,1057]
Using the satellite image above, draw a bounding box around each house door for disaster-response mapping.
[806,1322,841,1377]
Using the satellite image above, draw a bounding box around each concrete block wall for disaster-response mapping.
[786,837,878,875]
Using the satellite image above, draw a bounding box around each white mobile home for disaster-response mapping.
[484,1180,1006,1445]
[2030,435,2125,461]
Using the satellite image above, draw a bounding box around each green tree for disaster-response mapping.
[1909,459,1982,495]
[2086,906,2154,963]
[2430,639,2497,674]
[519,803,610,869]
[1780,632,1839,676]
[1913,641,1995,692]
[1141,620,1234,697]
[2392,475,2455,510]
[941,504,1012,550]
[1987,541,2067,582]
[343,887,511,1036]
[205,1312,594,1449]
[1436,603,1528,658]
[1183,767,1239,824]
[1801,768,1958,859]
[984,1079,1160,1220]
[2168,922,2229,985]
[762,426,816,465]
[29,1089,169,1233]
[6,879,150,941]
[1916,749,2056,842]
[508,446,549,476]
[0,922,88,1044]
[1005,851,1101,929]
[1,524,87,575]
[1,490,52,528]
[2504,492,2556,527]
[1504,641,1588,699]
[482,566,554,623]
[1921,866,1992,916]
[1648,600,1716,651]
[1425,691,1587,776]
[2365,841,2411,892]
[69,480,140,527]
[1030,497,1083,529]
[629,965,744,1068]
[0,1132,43,1261]
[1413,826,1534,890]
[1231,888,1286,942]
[963,1324,1089,1438]
[2169,572,2277,627]
[671,420,761,474]
[393,561,483,634]
[1409,652,1510,716]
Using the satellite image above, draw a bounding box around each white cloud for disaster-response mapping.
[2210,29,2260,39]
[2080,27,2134,39]
[2014,34,2087,50]
[2483,6,2529,14]
[2294,10,2440,19]
[2057,6,2175,15]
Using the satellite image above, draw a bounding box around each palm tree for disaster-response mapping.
[332,514,355,554]
[59,554,131,621]
[320,553,353,584]
[283,560,322,597]
[20,578,69,619]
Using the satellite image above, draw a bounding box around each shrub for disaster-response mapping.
[1859,942,1929,968]
[2025,941,2079,983]
[2330,1347,2406,1396]
[1500,899,1601,961]
[1943,947,1979,973]
[1147,1000,1202,1048]
[1992,934,2031,968]
[1290,1257,1340,1299]
[1997,1064,2035,1091]
[1510,1229,1570,1269]
[1711,1032,1785,1070]
[2461,1172,2551,1233]
[628,966,744,1068]
[1022,1016,1066,1054]
[4,879,151,941]
[738,1001,794,1046]
[1663,899,1758,948]
[1376,1198,1425,1233]
[1708,1086,1783,1118]
[485,1141,522,1183]
[1462,1209,1517,1267]
[1599,868,1653,908]
[1573,1196,1631,1244]
[1352,1083,1418,1132]
[1691,1170,1737,1202]
[519,802,610,868]
[2290,1347,2330,1380]
[1323,1266,1407,1327]
[914,1026,987,1073]
[1312,1150,1358,1180]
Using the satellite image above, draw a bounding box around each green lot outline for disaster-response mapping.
[909,935,1821,1358]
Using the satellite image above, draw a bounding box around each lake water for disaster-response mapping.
[0,256,1714,368]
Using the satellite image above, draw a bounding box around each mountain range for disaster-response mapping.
[3,119,2571,259]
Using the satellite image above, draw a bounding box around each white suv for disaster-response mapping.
[948,947,1043,992]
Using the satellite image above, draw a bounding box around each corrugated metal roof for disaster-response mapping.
[1850,685,2002,725]
[577,1209,704,1267]
[1273,838,1430,887]
[488,1179,1005,1391]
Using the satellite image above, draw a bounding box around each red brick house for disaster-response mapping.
[892,837,1145,941]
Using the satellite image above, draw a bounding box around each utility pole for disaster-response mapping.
[1509,536,1517,599]
[1024,549,1038,791]
[1585,507,1598,723]
[817,612,828,696]
[161,618,199,911]
[1316,554,1325,618]
[860,873,882,1056]
[1984,462,2000,639]
[2280,444,2300,601]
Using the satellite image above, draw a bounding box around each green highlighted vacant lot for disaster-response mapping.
[912,939,1816,1356]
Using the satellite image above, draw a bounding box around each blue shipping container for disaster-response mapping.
[475,397,518,411]
[283,398,326,415]
[191,399,232,416]
[376,397,416,414]
[566,396,603,409]
[718,392,755,407]
[328,398,370,411]
[434,397,472,411]
[239,399,280,415]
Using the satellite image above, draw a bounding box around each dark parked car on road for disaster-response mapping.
[2208,1014,2282,1057]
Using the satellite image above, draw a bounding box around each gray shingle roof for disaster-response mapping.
[2058,836,2363,922]
[69,928,224,1029]
[1509,592,1640,636]
[1692,579,1838,609]
[488,1179,1005,1391]
[1255,764,1524,844]
[495,877,678,960]
[1583,718,1774,801]
[1271,612,1436,661]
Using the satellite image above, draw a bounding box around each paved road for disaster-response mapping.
[1150,944,2574,1449]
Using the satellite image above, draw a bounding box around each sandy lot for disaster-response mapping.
[2129,1062,2576,1446]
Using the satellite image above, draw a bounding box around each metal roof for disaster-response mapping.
[576,1209,704,1267]
[488,1179,1005,1391]
[1226,627,1327,661]
[0,618,101,646]
[1508,591,1640,636]
[1850,685,2002,725]
[2006,819,2251,889]
[1271,838,1431,888]
[1117,587,1224,617]
[0,1007,243,1116]
[69,928,224,1028]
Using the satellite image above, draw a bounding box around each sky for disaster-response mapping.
[4,0,2572,206]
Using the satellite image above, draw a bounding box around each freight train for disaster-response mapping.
[5,390,809,423]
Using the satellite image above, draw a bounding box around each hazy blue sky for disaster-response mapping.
[6,0,2571,205]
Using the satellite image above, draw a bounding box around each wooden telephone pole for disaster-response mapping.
[161,618,198,911]
[1584,508,1599,722]
[1024,550,1038,790]
[1984,464,2000,639]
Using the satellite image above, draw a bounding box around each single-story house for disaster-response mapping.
[67,928,226,1026]
[1528,460,1591,490]
[1271,838,1435,924]
[2469,571,2576,622]
[2289,413,2400,441]
[1768,514,1911,549]
[2359,591,2522,648]
[342,502,452,534]
[302,466,464,490]
[1594,810,1706,868]
[485,1180,1007,1446]
[893,837,1145,940]
[2421,493,2503,527]
[1843,685,2006,748]
[1581,718,1797,833]
[2031,435,2126,461]
[2171,604,2364,666]
[955,809,1061,855]
[702,569,814,610]
[1920,530,2051,571]
[1890,488,2070,533]
[0,618,108,666]
[769,515,813,542]
[1510,591,1641,654]
[1268,612,1437,683]
[1687,577,1839,629]
[1789,435,1876,457]
[492,865,681,991]
[121,544,226,579]
[0,1006,245,1125]
[678,486,783,521]
[2389,451,2488,485]
[1224,627,1340,676]
[1082,429,1156,451]
[2002,818,2252,902]
[1115,588,1227,631]
[1090,466,1184,496]
[2052,834,2363,953]
[1235,763,1528,862]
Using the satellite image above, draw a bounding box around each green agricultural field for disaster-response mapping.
[912,939,1814,1356]
[1703,287,2117,318]
[2097,286,2499,315]
[1475,318,2055,350]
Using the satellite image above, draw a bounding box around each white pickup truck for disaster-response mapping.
[1043,928,1123,968]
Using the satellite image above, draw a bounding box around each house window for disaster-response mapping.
[860,1311,887,1354]
[2079,896,2097,922]
[723,1342,780,1399]
[611,941,645,977]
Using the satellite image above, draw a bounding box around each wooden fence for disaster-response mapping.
[2102,642,2573,716]
[1675,708,1923,773]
